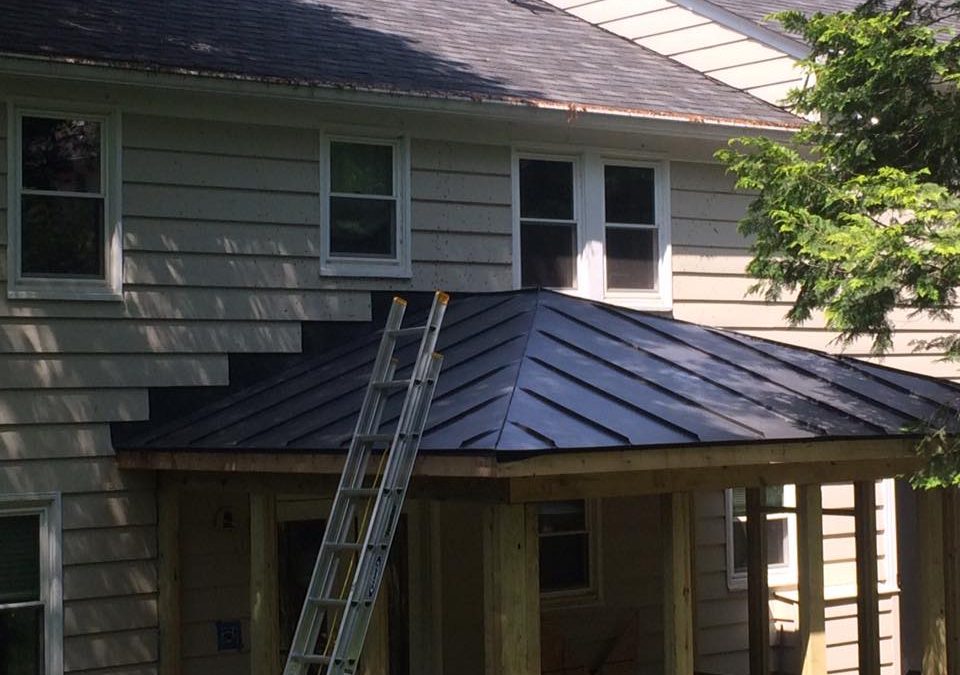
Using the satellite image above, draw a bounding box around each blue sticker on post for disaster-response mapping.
[216,620,243,652]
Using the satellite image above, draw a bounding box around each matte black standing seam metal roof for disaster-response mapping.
[115,289,960,455]
[0,0,800,128]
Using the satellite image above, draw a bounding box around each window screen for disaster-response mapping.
[0,514,44,675]
[538,500,591,593]
[519,159,577,289]
[329,141,397,258]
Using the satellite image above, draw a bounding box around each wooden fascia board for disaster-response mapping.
[116,436,918,479]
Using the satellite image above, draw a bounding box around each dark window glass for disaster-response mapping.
[538,501,590,593]
[604,165,654,224]
[732,517,789,573]
[521,222,576,288]
[278,519,326,651]
[0,605,44,675]
[330,197,396,257]
[22,117,101,194]
[605,227,656,290]
[330,142,393,195]
[0,515,40,604]
[21,196,104,277]
[519,159,574,220]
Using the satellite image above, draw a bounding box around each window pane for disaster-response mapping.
[604,165,654,224]
[0,515,40,604]
[22,117,101,193]
[519,159,573,220]
[521,222,576,288]
[330,142,393,195]
[21,195,104,277]
[539,533,589,592]
[330,196,396,258]
[606,227,656,290]
[278,519,326,650]
[538,501,586,534]
[732,486,786,518]
[732,518,789,573]
[0,605,44,675]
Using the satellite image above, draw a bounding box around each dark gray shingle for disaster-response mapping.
[0,0,799,126]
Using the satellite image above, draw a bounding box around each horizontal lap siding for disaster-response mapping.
[1,103,514,675]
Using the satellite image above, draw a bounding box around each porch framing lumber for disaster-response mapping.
[158,478,181,675]
[250,493,280,675]
[746,487,769,675]
[854,480,881,675]
[946,488,960,675]
[662,492,695,675]
[797,483,826,675]
[920,489,948,675]
[482,503,540,675]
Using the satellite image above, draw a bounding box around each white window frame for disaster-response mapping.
[6,102,123,301]
[512,148,671,311]
[724,485,798,591]
[538,498,602,608]
[0,492,63,675]
[319,134,411,279]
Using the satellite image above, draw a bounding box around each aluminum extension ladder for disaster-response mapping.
[283,291,449,675]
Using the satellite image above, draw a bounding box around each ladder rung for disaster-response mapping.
[356,433,396,445]
[325,542,363,552]
[341,487,379,499]
[291,654,331,665]
[386,325,428,337]
[372,379,411,391]
[309,597,347,608]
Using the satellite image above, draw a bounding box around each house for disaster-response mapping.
[0,2,955,675]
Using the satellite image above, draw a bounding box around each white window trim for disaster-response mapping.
[512,147,672,311]
[0,492,63,675]
[725,485,798,591]
[6,102,123,301]
[319,133,411,279]
[539,499,603,609]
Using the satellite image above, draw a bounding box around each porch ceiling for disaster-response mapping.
[113,289,960,456]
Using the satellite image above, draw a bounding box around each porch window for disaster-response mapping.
[513,151,671,310]
[321,136,410,278]
[9,108,121,300]
[725,486,797,589]
[537,500,598,600]
[0,495,62,675]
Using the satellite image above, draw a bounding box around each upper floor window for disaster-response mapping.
[513,150,671,310]
[725,485,796,590]
[321,136,410,278]
[8,107,121,300]
[0,494,62,675]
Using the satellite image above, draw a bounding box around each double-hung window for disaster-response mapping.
[537,499,599,603]
[8,106,121,300]
[514,151,670,309]
[725,485,796,589]
[0,495,62,675]
[321,136,410,278]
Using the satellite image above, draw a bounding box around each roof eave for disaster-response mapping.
[0,52,803,137]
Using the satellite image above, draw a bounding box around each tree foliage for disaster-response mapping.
[716,1,960,486]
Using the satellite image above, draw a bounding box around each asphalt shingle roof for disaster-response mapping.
[0,0,799,127]
[115,289,960,455]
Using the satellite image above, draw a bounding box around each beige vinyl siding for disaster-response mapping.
[543,0,806,105]
[0,97,514,675]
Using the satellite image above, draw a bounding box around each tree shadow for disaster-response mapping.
[4,0,541,100]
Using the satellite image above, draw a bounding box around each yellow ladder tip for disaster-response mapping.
[435,291,450,305]
[393,296,408,307]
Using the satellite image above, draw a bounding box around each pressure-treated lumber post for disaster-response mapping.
[746,487,769,675]
[483,503,540,675]
[945,488,960,675]
[797,484,826,675]
[920,488,948,675]
[662,492,695,675]
[250,493,280,675]
[854,480,881,675]
[158,479,182,675]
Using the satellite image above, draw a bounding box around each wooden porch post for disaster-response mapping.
[945,488,960,675]
[483,503,540,675]
[920,489,948,675]
[158,479,182,675]
[662,492,695,675]
[855,480,881,675]
[797,484,826,675]
[250,493,280,675]
[746,487,769,675]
